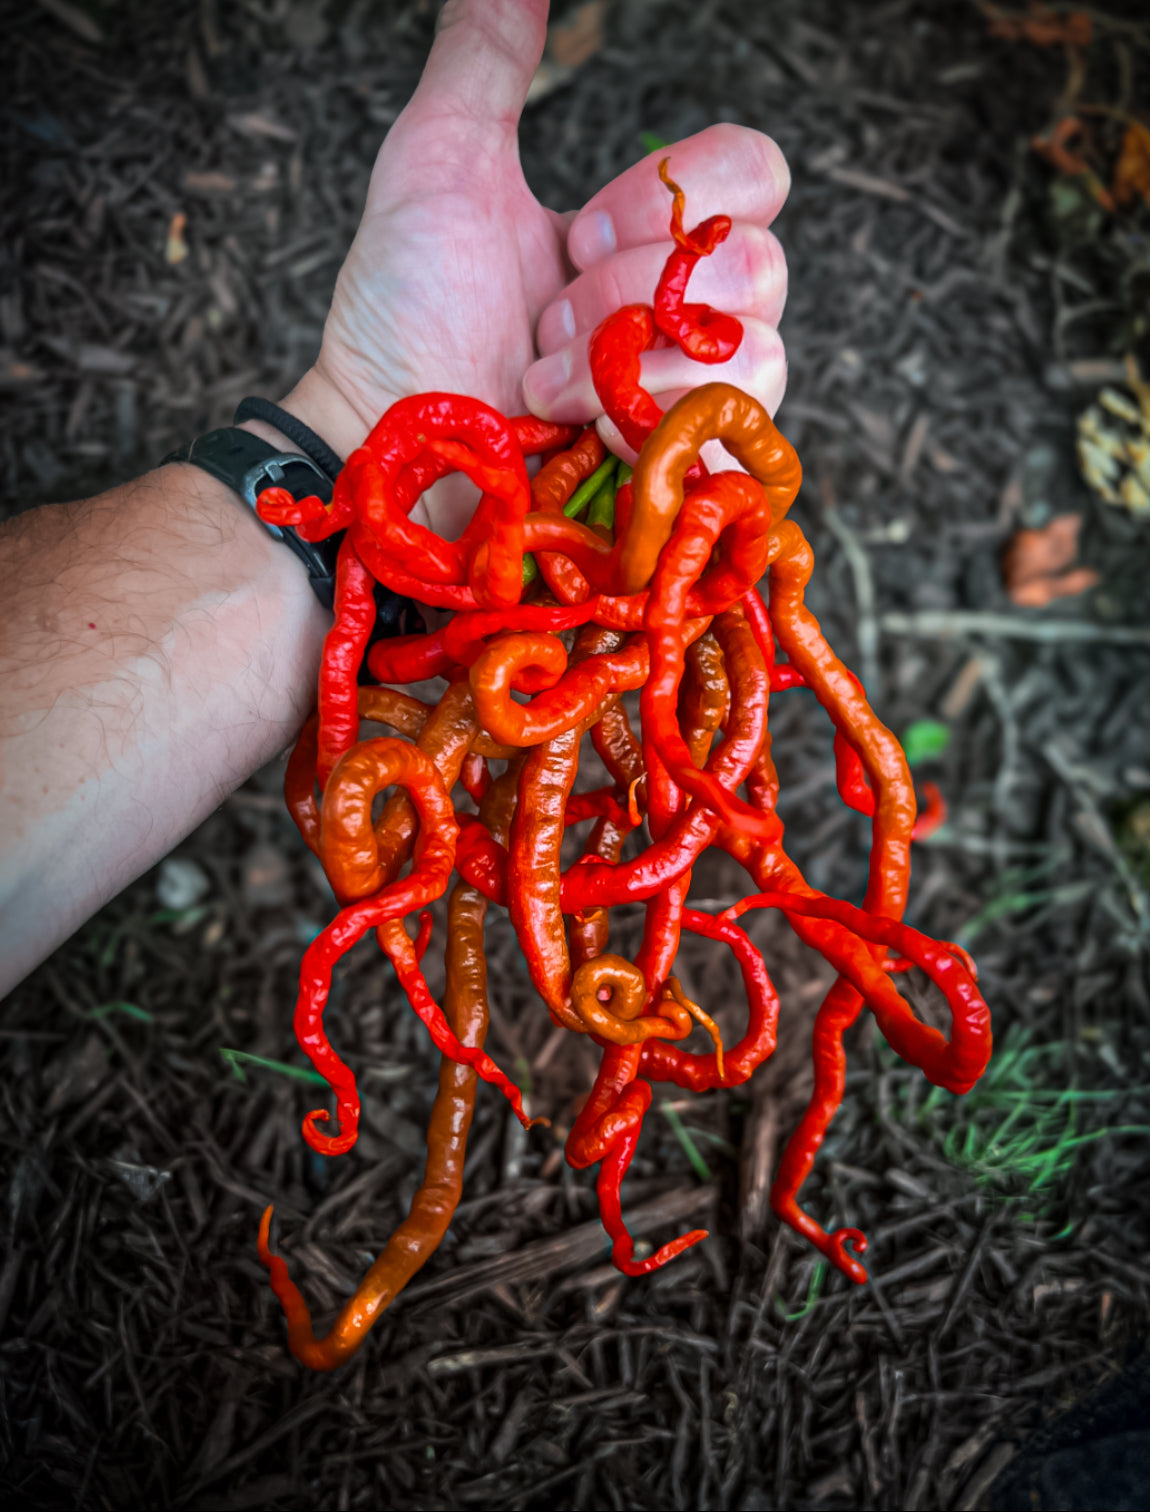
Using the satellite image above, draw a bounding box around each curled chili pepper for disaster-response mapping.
[258,160,995,1371]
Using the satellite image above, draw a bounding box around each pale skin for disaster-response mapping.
[0,0,790,997]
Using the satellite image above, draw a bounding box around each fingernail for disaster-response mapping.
[556,298,576,341]
[523,349,572,413]
[538,298,576,351]
[572,209,616,265]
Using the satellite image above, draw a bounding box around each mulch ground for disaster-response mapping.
[3,2,1150,1508]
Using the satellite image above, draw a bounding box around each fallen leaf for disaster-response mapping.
[226,110,296,143]
[44,1035,109,1116]
[34,0,104,46]
[165,210,189,265]
[527,1,607,103]
[77,343,135,374]
[1113,120,1150,209]
[184,170,238,196]
[241,841,292,908]
[548,1,606,68]
[1002,513,1100,607]
[985,3,1091,47]
[1031,117,1116,211]
[0,355,44,386]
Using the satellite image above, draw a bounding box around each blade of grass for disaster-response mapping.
[659,1101,712,1181]
[776,1260,827,1322]
[219,1048,327,1086]
[90,1001,154,1023]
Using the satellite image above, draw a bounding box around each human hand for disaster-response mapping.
[285,0,790,533]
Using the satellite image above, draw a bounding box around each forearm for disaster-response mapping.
[0,456,329,995]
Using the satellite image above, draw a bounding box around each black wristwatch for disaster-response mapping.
[163,405,417,648]
[163,426,343,609]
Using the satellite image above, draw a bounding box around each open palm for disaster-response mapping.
[289,0,791,534]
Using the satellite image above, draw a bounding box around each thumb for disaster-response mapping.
[408,0,549,138]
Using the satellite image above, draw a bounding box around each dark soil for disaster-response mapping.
[4,2,1150,1509]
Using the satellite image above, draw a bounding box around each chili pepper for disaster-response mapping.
[564,787,633,829]
[622,382,801,595]
[442,601,601,667]
[585,466,618,537]
[366,630,453,685]
[507,721,585,1033]
[641,469,777,835]
[566,805,632,971]
[469,632,648,748]
[565,455,618,519]
[563,605,767,913]
[511,415,580,455]
[315,539,377,790]
[832,694,947,842]
[591,699,645,791]
[723,891,991,1095]
[285,689,433,856]
[364,393,532,604]
[259,162,998,1371]
[632,629,731,1006]
[259,767,522,1369]
[586,159,741,472]
[639,907,779,1091]
[566,1043,707,1276]
[652,160,743,364]
[589,305,665,456]
[459,750,490,806]
[292,738,457,1154]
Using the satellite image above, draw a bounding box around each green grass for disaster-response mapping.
[659,1101,712,1181]
[219,1048,327,1086]
[954,852,1088,948]
[890,1025,1150,1210]
[901,718,950,767]
[776,1260,827,1322]
[90,1000,154,1024]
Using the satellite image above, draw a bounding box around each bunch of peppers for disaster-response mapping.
[255,164,992,1372]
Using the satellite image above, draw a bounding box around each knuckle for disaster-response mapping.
[735,320,786,401]
[728,225,787,317]
[695,124,791,209]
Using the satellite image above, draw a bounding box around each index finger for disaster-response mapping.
[566,122,790,271]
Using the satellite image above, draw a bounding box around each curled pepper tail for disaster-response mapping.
[302,1104,359,1157]
[599,1130,708,1276]
[257,1207,345,1373]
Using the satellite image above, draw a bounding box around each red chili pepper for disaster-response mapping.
[259,161,997,1373]
[652,159,744,364]
[315,539,377,790]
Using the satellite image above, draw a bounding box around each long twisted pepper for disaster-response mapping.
[254,161,993,1371]
[259,766,521,1369]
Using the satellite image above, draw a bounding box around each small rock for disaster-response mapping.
[107,1145,171,1203]
[156,856,210,911]
[44,1034,109,1115]
[241,841,292,907]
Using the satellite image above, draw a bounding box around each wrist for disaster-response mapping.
[241,365,392,466]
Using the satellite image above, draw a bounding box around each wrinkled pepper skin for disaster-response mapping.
[258,161,991,1374]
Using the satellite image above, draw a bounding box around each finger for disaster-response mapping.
[536,223,787,354]
[405,0,549,137]
[593,414,780,472]
[566,123,790,270]
[522,315,787,428]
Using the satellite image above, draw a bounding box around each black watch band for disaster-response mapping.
[163,428,342,609]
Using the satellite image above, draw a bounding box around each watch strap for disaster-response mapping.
[233,396,344,481]
[164,428,342,609]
